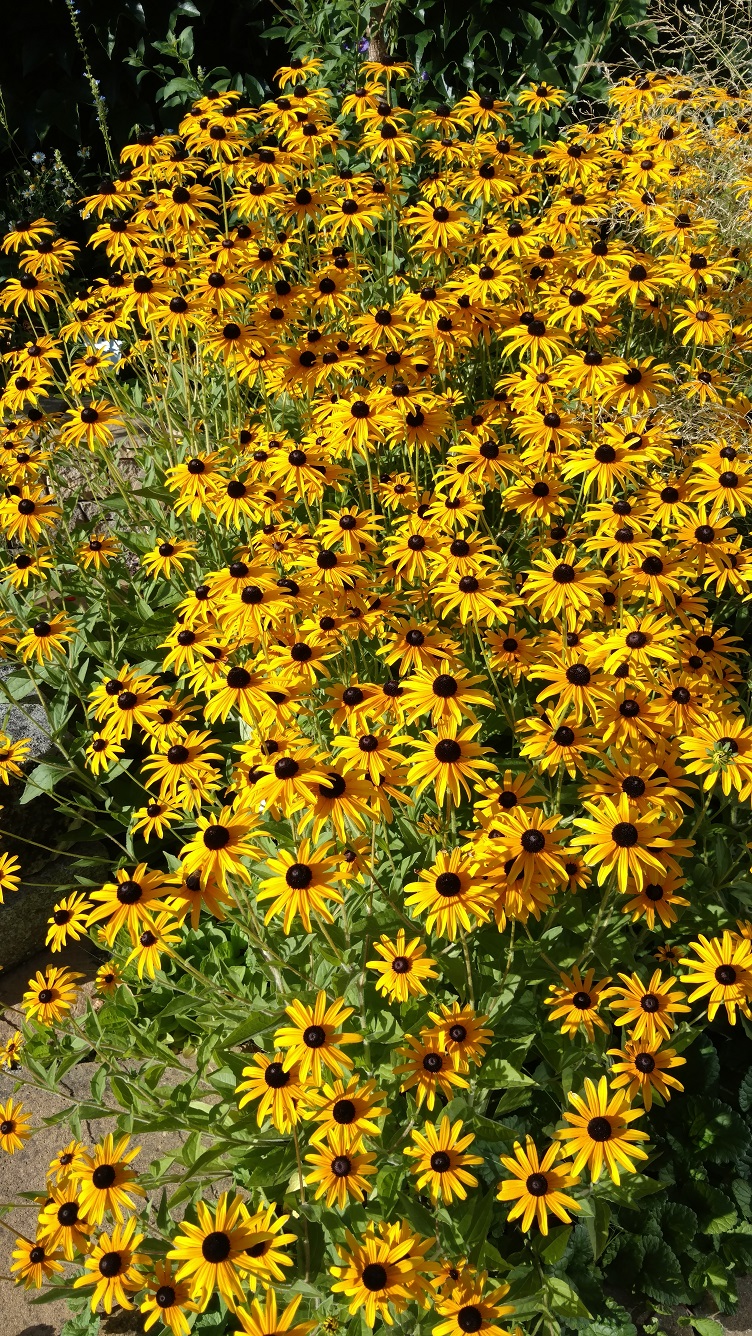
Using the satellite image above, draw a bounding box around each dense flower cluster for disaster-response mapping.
[1,54,752,1333]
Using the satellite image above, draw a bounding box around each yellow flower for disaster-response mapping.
[545,968,613,1042]
[367,929,438,1002]
[498,1137,580,1234]
[0,1097,32,1153]
[556,1076,649,1183]
[405,1115,483,1203]
[168,1192,273,1312]
[680,931,752,1022]
[72,1215,148,1313]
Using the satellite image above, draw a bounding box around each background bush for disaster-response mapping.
[0,0,651,232]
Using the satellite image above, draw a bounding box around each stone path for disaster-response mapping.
[0,945,183,1335]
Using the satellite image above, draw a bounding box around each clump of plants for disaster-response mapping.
[0,53,751,1336]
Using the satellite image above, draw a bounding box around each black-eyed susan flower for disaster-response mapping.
[86,863,170,946]
[59,399,123,449]
[45,891,91,952]
[257,838,343,932]
[366,929,438,1002]
[621,871,690,929]
[571,796,692,892]
[0,1029,23,1070]
[168,1192,273,1312]
[126,911,182,978]
[237,1051,306,1132]
[37,1182,93,1259]
[432,1274,515,1336]
[497,1138,580,1234]
[0,850,21,901]
[85,732,125,775]
[608,1037,686,1110]
[141,1260,200,1336]
[303,1076,387,1147]
[329,1221,417,1327]
[11,1234,64,1288]
[679,715,752,798]
[142,537,197,580]
[405,1115,482,1202]
[424,1003,493,1070]
[401,660,493,732]
[17,612,74,664]
[406,726,494,807]
[274,991,361,1083]
[523,546,609,624]
[556,1076,649,1183]
[680,931,752,1023]
[179,808,261,892]
[240,1201,296,1291]
[48,1138,87,1183]
[394,1034,469,1110]
[608,969,689,1041]
[72,1133,144,1224]
[305,1126,378,1207]
[491,806,568,890]
[405,850,488,939]
[0,1097,32,1154]
[95,962,123,995]
[72,1214,148,1313]
[545,968,613,1042]
[23,965,83,1026]
[131,800,182,842]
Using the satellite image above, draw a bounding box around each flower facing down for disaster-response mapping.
[234,1289,316,1336]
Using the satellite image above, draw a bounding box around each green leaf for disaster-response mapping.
[739,1066,752,1112]
[542,1276,591,1318]
[690,1321,725,1336]
[658,1200,698,1252]
[684,1182,738,1234]
[109,1074,136,1109]
[641,1238,689,1304]
[584,1196,611,1261]
[21,761,68,802]
[221,1011,277,1049]
[688,1098,751,1162]
[538,1224,571,1264]
[600,1174,666,1209]
[458,1187,497,1262]
[60,1308,101,1336]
